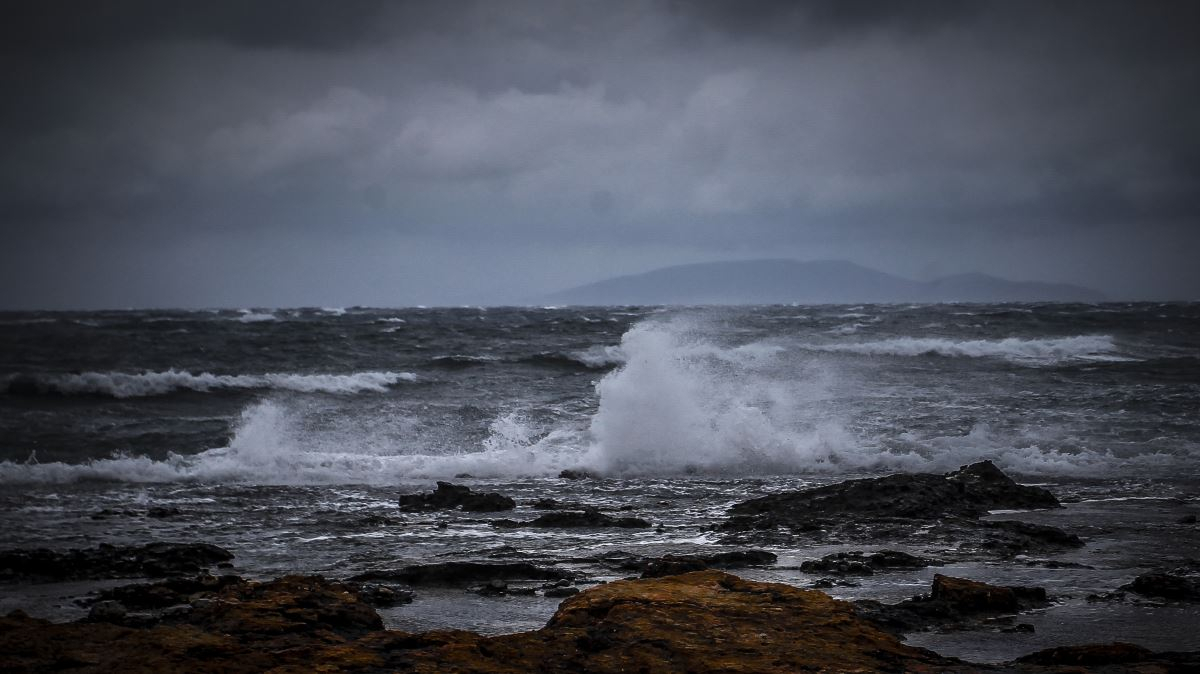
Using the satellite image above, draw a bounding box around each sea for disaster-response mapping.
[1,303,1198,662]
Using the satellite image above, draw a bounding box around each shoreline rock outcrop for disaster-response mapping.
[1,569,1196,672]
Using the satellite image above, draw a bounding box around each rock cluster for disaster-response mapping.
[398,482,516,512]
[0,542,234,583]
[800,549,935,576]
[493,506,650,529]
[2,569,1196,673]
[855,574,1049,635]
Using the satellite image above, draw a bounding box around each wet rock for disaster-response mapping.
[350,582,414,607]
[800,550,936,576]
[980,520,1084,554]
[0,542,235,583]
[349,561,573,585]
[88,573,247,610]
[854,574,1049,635]
[2,569,1197,673]
[1014,642,1154,666]
[398,481,515,512]
[86,600,127,623]
[638,550,778,578]
[731,460,1060,521]
[720,462,1080,559]
[494,506,650,529]
[146,506,182,519]
[1121,570,1200,601]
[558,469,595,480]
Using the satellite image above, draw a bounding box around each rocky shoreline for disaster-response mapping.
[2,462,1198,672]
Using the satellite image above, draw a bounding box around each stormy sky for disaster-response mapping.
[2,0,1198,308]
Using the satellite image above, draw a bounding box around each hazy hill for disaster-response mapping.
[544,259,1105,305]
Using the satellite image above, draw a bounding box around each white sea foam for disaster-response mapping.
[2,369,417,398]
[567,345,626,369]
[236,310,277,323]
[805,334,1126,364]
[580,318,861,475]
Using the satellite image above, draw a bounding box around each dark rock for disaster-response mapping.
[398,481,515,512]
[86,600,127,623]
[730,461,1060,522]
[720,462,1080,559]
[543,586,579,598]
[1015,642,1154,666]
[980,520,1084,554]
[350,582,414,607]
[854,574,1049,635]
[801,550,935,576]
[89,573,247,610]
[0,542,235,583]
[1179,514,1197,524]
[495,506,650,529]
[146,506,183,519]
[640,550,778,578]
[558,469,595,480]
[476,579,509,596]
[1121,571,1200,601]
[349,561,573,585]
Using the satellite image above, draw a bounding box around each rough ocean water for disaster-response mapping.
[1,303,1198,662]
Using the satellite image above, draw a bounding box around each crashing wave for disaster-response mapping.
[1,369,417,398]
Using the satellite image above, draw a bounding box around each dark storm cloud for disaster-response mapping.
[1,0,1198,307]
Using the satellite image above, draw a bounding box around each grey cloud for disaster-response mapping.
[1,1,1198,307]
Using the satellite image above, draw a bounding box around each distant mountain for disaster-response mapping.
[543,259,1105,305]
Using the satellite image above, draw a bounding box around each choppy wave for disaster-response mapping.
[805,334,1127,364]
[1,369,416,398]
[521,345,625,370]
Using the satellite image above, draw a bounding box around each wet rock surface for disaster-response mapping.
[348,561,574,586]
[1121,565,1200,601]
[719,462,1081,558]
[398,481,516,512]
[800,549,937,576]
[2,569,1195,673]
[492,506,651,529]
[855,573,1050,635]
[0,543,235,583]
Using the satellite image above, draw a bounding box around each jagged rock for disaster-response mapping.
[348,561,573,585]
[730,460,1059,521]
[720,462,1080,559]
[0,570,1195,673]
[557,469,595,480]
[800,550,935,576]
[493,506,650,529]
[398,482,515,512]
[88,573,247,610]
[855,573,1049,635]
[1121,570,1200,601]
[0,542,234,583]
[637,550,777,577]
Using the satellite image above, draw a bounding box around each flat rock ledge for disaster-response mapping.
[2,570,1197,673]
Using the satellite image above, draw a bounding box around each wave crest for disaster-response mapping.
[805,334,1125,364]
[1,369,417,398]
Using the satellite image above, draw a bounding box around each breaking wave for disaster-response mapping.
[1,369,416,398]
[805,334,1126,364]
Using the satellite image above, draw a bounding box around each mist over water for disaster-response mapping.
[1,303,1197,484]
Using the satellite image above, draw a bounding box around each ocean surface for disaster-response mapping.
[2,303,1198,661]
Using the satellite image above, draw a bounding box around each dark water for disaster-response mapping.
[1,303,1198,661]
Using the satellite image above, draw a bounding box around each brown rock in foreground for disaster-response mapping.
[1,570,1196,673]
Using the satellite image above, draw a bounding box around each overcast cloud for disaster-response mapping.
[2,0,1198,307]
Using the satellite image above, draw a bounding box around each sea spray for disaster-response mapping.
[583,317,856,475]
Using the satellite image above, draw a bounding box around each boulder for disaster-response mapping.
[398,482,515,512]
[800,550,935,576]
